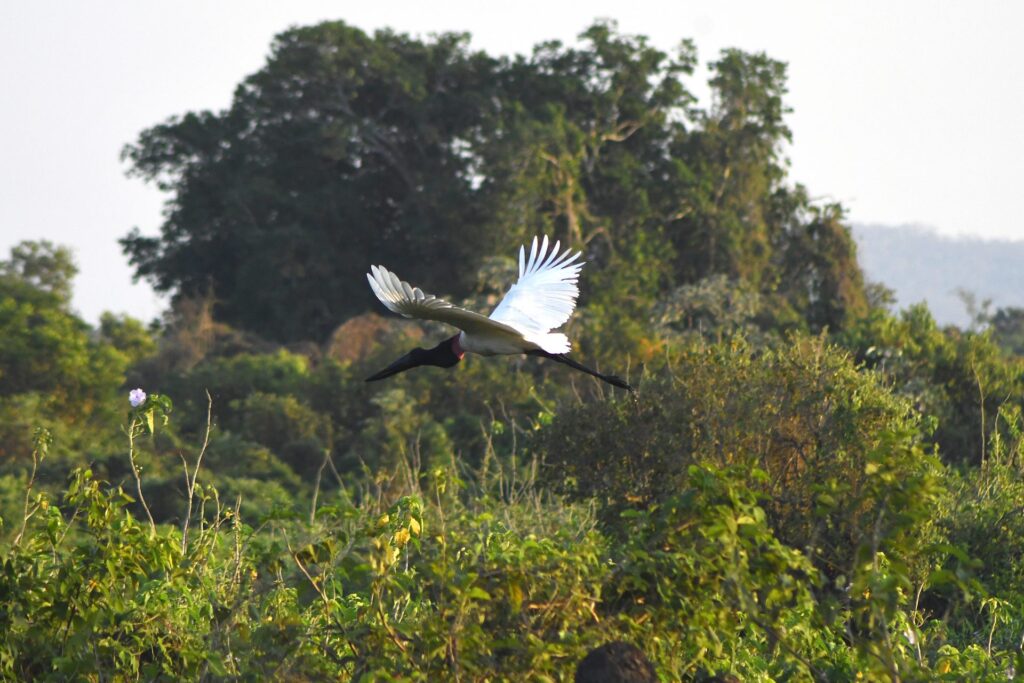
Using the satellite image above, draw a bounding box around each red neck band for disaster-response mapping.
[450,334,465,359]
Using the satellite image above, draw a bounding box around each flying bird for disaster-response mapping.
[365,236,632,390]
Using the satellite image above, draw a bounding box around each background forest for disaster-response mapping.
[2,21,1024,681]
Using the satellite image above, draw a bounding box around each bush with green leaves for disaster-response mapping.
[542,335,944,578]
[838,303,1024,467]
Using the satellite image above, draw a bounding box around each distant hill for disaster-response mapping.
[850,224,1024,328]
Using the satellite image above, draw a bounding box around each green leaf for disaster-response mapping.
[206,653,228,677]
[467,586,491,601]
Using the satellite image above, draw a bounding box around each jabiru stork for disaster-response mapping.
[365,236,632,391]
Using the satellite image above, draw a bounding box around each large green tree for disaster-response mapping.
[123,20,867,344]
[123,23,502,342]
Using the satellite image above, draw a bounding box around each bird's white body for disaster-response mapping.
[457,329,540,356]
[367,236,584,356]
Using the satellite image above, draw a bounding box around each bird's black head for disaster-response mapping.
[365,335,463,382]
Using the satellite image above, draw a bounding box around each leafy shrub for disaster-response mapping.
[541,335,943,580]
[838,303,1024,466]
[607,464,842,680]
[235,392,323,455]
[170,350,312,432]
[202,433,304,490]
[0,470,228,680]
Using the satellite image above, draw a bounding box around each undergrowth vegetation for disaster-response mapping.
[3,328,1024,681]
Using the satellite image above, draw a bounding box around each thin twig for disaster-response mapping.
[310,448,331,525]
[973,360,986,469]
[127,418,156,536]
[231,494,244,587]
[13,444,42,546]
[288,538,329,606]
[182,390,214,552]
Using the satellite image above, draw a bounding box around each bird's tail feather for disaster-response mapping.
[525,332,571,355]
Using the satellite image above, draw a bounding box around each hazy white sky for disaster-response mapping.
[2,1,1022,323]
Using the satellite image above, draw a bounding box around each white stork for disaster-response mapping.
[365,236,632,390]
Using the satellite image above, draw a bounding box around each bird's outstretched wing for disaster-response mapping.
[489,236,583,338]
[367,265,523,337]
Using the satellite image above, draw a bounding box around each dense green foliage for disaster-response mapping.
[4,19,1024,682]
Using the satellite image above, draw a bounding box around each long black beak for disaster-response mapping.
[365,351,420,382]
[366,338,462,382]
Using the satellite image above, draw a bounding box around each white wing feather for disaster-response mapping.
[367,265,523,338]
[489,236,583,340]
[367,237,584,356]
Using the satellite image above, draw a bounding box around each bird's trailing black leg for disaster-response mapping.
[527,350,634,391]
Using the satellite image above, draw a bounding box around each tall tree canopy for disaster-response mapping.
[123,20,866,343]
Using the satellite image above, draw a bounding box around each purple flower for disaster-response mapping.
[129,388,147,408]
